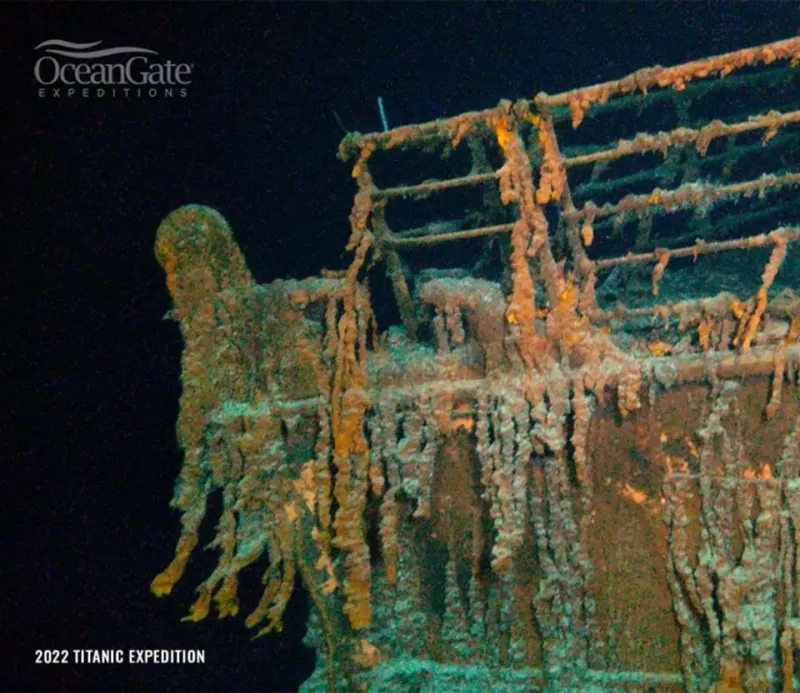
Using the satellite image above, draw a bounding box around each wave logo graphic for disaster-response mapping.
[34,38,192,94]
[35,39,158,59]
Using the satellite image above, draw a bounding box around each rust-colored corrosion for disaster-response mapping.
[153,38,799,692]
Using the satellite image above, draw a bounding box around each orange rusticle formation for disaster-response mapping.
[523,107,566,206]
[154,36,800,693]
[492,108,554,371]
[537,37,800,128]
[152,207,378,651]
[733,232,788,352]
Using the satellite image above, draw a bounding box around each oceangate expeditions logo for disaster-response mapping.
[35,40,192,98]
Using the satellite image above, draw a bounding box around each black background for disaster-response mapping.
[4,3,798,692]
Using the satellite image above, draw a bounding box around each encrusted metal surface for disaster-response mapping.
[153,38,800,692]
